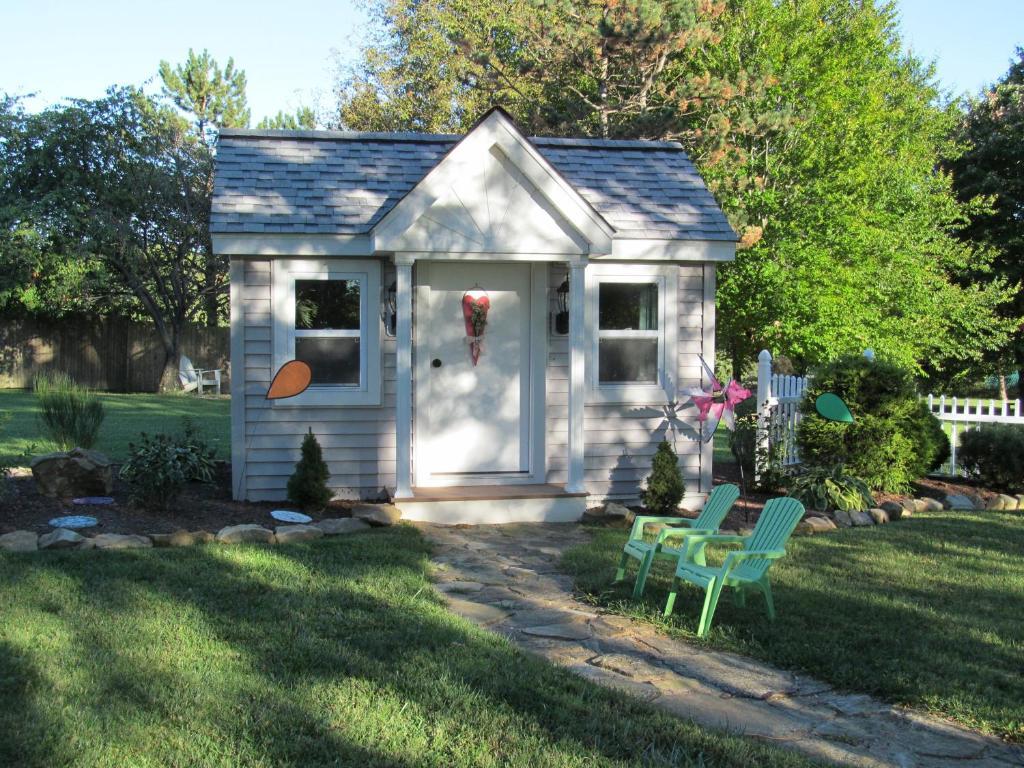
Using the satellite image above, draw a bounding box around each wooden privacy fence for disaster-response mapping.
[753,349,1024,478]
[0,315,229,392]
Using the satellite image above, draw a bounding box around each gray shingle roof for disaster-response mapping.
[212,129,736,241]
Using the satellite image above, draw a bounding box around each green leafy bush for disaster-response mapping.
[958,424,1024,491]
[796,354,947,492]
[730,410,787,493]
[640,440,685,514]
[788,464,874,512]
[33,372,105,450]
[287,429,332,511]
[120,421,216,510]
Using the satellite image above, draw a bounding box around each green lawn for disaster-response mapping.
[562,511,1024,742]
[0,390,230,463]
[0,528,814,768]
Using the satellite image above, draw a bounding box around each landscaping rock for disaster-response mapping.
[38,528,85,549]
[316,518,371,536]
[352,503,402,527]
[796,516,836,534]
[850,510,874,526]
[215,524,275,544]
[603,502,634,521]
[921,497,944,512]
[149,533,173,547]
[832,510,853,527]
[274,524,324,544]
[868,508,890,525]
[0,530,38,552]
[880,500,905,520]
[92,534,152,549]
[30,448,113,498]
[908,498,930,514]
[944,494,975,510]
[988,494,1019,511]
[968,493,987,510]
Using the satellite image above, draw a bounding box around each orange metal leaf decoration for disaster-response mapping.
[266,360,312,400]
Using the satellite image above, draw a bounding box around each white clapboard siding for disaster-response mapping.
[237,258,712,503]
[544,263,708,502]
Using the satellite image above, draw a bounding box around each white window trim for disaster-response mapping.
[586,263,678,404]
[272,258,382,407]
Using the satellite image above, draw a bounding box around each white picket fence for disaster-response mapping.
[753,350,1024,478]
[926,394,1024,475]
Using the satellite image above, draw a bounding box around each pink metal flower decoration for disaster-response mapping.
[682,356,752,442]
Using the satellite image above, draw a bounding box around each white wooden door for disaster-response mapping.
[417,262,533,480]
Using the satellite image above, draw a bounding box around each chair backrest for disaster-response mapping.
[692,484,740,531]
[738,497,805,579]
[179,355,198,381]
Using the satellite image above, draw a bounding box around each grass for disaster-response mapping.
[0,528,815,767]
[0,390,230,463]
[561,511,1024,742]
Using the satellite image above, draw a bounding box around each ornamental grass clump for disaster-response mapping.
[641,440,685,514]
[33,372,105,450]
[287,429,332,511]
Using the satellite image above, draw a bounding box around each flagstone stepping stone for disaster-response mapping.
[273,524,324,544]
[315,518,371,536]
[215,524,274,544]
[444,597,510,626]
[48,515,98,530]
[569,662,662,702]
[521,622,592,641]
[38,528,85,549]
[352,503,401,526]
[270,510,313,524]
[435,580,484,593]
[0,531,38,552]
[92,534,152,549]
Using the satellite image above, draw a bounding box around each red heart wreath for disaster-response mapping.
[461,288,490,365]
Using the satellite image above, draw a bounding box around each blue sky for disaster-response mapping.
[2,0,1022,124]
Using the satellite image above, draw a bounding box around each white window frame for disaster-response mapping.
[586,263,678,404]
[272,258,382,407]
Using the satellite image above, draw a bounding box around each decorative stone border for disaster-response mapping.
[0,504,402,554]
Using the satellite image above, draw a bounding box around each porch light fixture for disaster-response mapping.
[382,280,397,337]
[553,274,570,335]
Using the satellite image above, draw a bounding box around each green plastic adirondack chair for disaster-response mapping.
[663,496,805,637]
[613,484,739,600]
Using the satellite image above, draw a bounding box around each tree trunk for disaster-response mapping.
[157,342,181,393]
[203,263,219,327]
[999,374,1008,402]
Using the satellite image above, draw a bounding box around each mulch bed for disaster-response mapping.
[0,463,358,536]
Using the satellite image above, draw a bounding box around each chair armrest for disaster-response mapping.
[722,549,786,574]
[655,527,718,546]
[628,515,691,540]
[679,533,747,563]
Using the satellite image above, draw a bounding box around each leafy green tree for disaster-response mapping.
[1,88,215,390]
[336,0,1011,380]
[159,48,250,144]
[257,106,317,130]
[947,49,1024,394]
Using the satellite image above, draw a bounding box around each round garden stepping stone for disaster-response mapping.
[48,515,98,530]
[71,496,114,506]
[273,524,324,544]
[0,530,38,552]
[316,518,371,536]
[270,509,312,524]
[38,528,85,549]
[215,524,275,544]
[92,534,152,550]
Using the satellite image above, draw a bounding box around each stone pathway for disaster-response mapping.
[419,522,1023,768]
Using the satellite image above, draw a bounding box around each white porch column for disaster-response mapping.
[395,255,415,498]
[567,259,588,494]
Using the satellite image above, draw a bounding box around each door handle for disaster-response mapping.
[431,358,442,368]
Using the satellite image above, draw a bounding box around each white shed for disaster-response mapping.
[212,108,736,523]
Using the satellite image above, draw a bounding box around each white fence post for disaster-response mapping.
[755,350,773,482]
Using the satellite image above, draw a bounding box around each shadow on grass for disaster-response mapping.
[562,513,1024,742]
[0,529,812,768]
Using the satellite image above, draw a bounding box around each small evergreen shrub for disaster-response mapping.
[640,440,685,514]
[120,421,216,510]
[958,424,1024,491]
[287,429,332,511]
[788,464,874,512]
[796,354,946,492]
[33,372,105,450]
